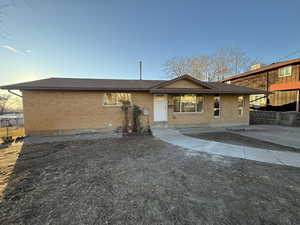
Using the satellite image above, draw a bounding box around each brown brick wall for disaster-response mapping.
[22,91,249,135]
[22,91,154,135]
[167,94,249,127]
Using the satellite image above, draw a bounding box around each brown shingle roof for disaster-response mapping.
[150,82,267,94]
[1,78,165,91]
[221,57,300,82]
[1,75,267,94]
[150,74,213,89]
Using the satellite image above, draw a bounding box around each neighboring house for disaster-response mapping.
[221,58,300,112]
[1,75,265,136]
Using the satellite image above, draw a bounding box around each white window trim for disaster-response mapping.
[238,96,244,117]
[173,95,204,113]
[213,96,221,118]
[102,93,132,107]
[278,66,292,78]
[174,112,203,114]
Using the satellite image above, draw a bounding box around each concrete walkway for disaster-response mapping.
[230,125,300,149]
[152,128,300,168]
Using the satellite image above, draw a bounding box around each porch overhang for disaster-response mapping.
[269,81,300,92]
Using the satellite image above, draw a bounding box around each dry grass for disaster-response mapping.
[0,136,300,225]
[0,144,22,199]
[0,127,25,138]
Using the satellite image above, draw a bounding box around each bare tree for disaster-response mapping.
[190,56,210,80]
[0,94,11,114]
[227,48,251,75]
[164,56,209,80]
[209,49,231,81]
[164,56,192,78]
[163,48,256,81]
[0,93,22,114]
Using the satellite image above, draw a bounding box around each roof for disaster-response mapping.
[150,81,267,94]
[1,75,267,95]
[269,81,300,92]
[1,78,164,91]
[150,74,213,89]
[221,57,300,82]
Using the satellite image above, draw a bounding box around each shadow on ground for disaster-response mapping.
[185,131,300,152]
[0,136,300,225]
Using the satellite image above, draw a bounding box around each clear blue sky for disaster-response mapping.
[1,0,300,85]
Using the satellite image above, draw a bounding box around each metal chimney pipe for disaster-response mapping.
[139,61,142,80]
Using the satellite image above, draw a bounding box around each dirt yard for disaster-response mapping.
[185,131,300,152]
[0,136,300,225]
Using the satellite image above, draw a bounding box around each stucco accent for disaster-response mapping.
[163,79,206,89]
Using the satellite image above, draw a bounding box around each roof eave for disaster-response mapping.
[0,86,151,91]
[150,89,268,95]
[221,58,300,82]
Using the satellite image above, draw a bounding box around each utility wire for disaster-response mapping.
[276,49,300,62]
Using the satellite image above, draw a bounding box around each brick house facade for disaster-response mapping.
[2,75,264,136]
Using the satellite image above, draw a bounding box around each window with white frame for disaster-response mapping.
[278,66,292,77]
[249,94,266,107]
[173,94,204,113]
[238,96,244,116]
[103,93,132,106]
[213,96,220,117]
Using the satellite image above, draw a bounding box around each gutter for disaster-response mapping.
[8,90,22,98]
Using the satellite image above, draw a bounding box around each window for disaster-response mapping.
[249,94,266,107]
[278,66,292,77]
[213,96,220,117]
[173,94,204,113]
[103,93,132,106]
[238,96,244,116]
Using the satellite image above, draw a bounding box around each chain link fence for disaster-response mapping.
[0,114,25,142]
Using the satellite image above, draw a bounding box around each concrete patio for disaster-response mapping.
[180,125,300,149]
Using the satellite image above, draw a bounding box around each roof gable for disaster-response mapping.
[151,74,212,89]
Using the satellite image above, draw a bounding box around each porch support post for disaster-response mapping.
[297,90,300,112]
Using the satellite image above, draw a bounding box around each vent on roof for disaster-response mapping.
[250,63,263,71]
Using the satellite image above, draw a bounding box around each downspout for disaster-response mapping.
[266,71,269,110]
[296,90,300,112]
[298,65,300,112]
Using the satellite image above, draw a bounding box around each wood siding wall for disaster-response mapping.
[230,63,300,111]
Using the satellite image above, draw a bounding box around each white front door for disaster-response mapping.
[154,94,168,122]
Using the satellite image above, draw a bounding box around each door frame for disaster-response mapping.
[153,94,168,122]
